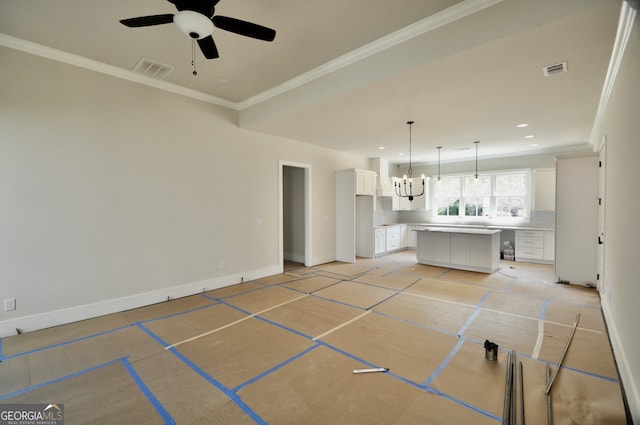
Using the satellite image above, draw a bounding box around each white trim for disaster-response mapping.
[602,296,640,422]
[589,2,637,146]
[278,161,312,270]
[0,33,237,110]
[0,265,279,338]
[1,0,502,112]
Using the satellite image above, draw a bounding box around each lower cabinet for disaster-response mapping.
[416,228,500,273]
[385,226,401,252]
[515,230,555,264]
[374,228,386,255]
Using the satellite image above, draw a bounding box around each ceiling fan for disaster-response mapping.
[119,0,276,60]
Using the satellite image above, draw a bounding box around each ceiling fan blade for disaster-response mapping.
[212,16,276,41]
[120,14,174,28]
[197,36,219,59]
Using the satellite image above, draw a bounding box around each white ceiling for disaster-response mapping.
[0,0,622,165]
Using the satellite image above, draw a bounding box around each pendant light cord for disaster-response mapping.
[407,121,414,178]
[191,39,198,76]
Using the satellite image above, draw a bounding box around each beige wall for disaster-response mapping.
[593,10,640,421]
[0,47,368,336]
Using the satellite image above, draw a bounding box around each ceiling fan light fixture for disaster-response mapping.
[174,10,214,39]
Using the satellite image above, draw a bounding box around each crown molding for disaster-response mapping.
[0,0,502,113]
[589,1,637,147]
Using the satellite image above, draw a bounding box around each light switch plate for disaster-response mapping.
[4,298,16,311]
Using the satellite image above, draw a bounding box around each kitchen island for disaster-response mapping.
[416,227,501,273]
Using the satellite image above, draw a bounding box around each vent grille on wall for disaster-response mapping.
[543,61,568,77]
[132,58,174,80]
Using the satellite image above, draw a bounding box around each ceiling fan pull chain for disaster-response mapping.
[191,39,198,76]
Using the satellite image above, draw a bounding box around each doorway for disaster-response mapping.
[279,161,311,271]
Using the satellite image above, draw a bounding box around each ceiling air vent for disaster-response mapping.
[543,61,568,77]
[132,58,174,80]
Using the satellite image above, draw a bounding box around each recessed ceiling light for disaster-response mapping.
[517,123,529,128]
[378,146,385,150]
[525,135,535,139]
[398,152,404,156]
[531,143,539,147]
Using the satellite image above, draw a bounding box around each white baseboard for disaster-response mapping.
[283,252,305,264]
[601,296,640,423]
[0,265,280,339]
[309,255,336,267]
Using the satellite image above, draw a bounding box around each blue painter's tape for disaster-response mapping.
[308,293,368,311]
[122,357,176,425]
[558,364,619,383]
[456,291,491,337]
[430,387,502,422]
[168,347,267,425]
[0,357,125,400]
[423,338,465,387]
[136,322,171,347]
[253,315,312,340]
[540,298,551,320]
[233,344,320,393]
[1,324,135,361]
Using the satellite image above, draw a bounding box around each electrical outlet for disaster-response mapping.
[4,298,16,311]
[219,259,226,270]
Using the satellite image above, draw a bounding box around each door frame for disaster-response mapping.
[597,137,607,295]
[278,160,312,271]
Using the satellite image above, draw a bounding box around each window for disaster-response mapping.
[433,170,530,221]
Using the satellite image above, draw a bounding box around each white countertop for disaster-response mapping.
[417,227,502,235]
[397,223,554,232]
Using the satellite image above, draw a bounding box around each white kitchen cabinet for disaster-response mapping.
[555,153,598,285]
[337,169,377,262]
[416,227,501,273]
[515,229,554,264]
[374,228,386,255]
[543,230,555,262]
[406,225,418,248]
[450,233,470,266]
[385,226,401,252]
[400,225,409,248]
[355,169,377,196]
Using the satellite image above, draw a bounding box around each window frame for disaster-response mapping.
[431,168,532,224]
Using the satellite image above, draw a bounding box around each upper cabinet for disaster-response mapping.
[534,168,556,211]
[391,177,430,210]
[355,169,377,195]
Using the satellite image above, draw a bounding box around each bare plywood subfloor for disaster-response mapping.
[0,251,628,424]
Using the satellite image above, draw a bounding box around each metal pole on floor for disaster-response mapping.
[519,361,525,425]
[545,312,580,394]
[511,351,517,425]
[546,362,553,425]
[502,351,513,425]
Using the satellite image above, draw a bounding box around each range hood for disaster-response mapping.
[371,158,395,197]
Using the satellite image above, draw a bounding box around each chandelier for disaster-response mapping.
[394,121,425,201]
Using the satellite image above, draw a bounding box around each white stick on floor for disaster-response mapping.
[165,294,308,349]
[545,312,580,394]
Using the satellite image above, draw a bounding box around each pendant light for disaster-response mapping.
[436,146,442,182]
[474,140,480,179]
[394,121,425,201]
